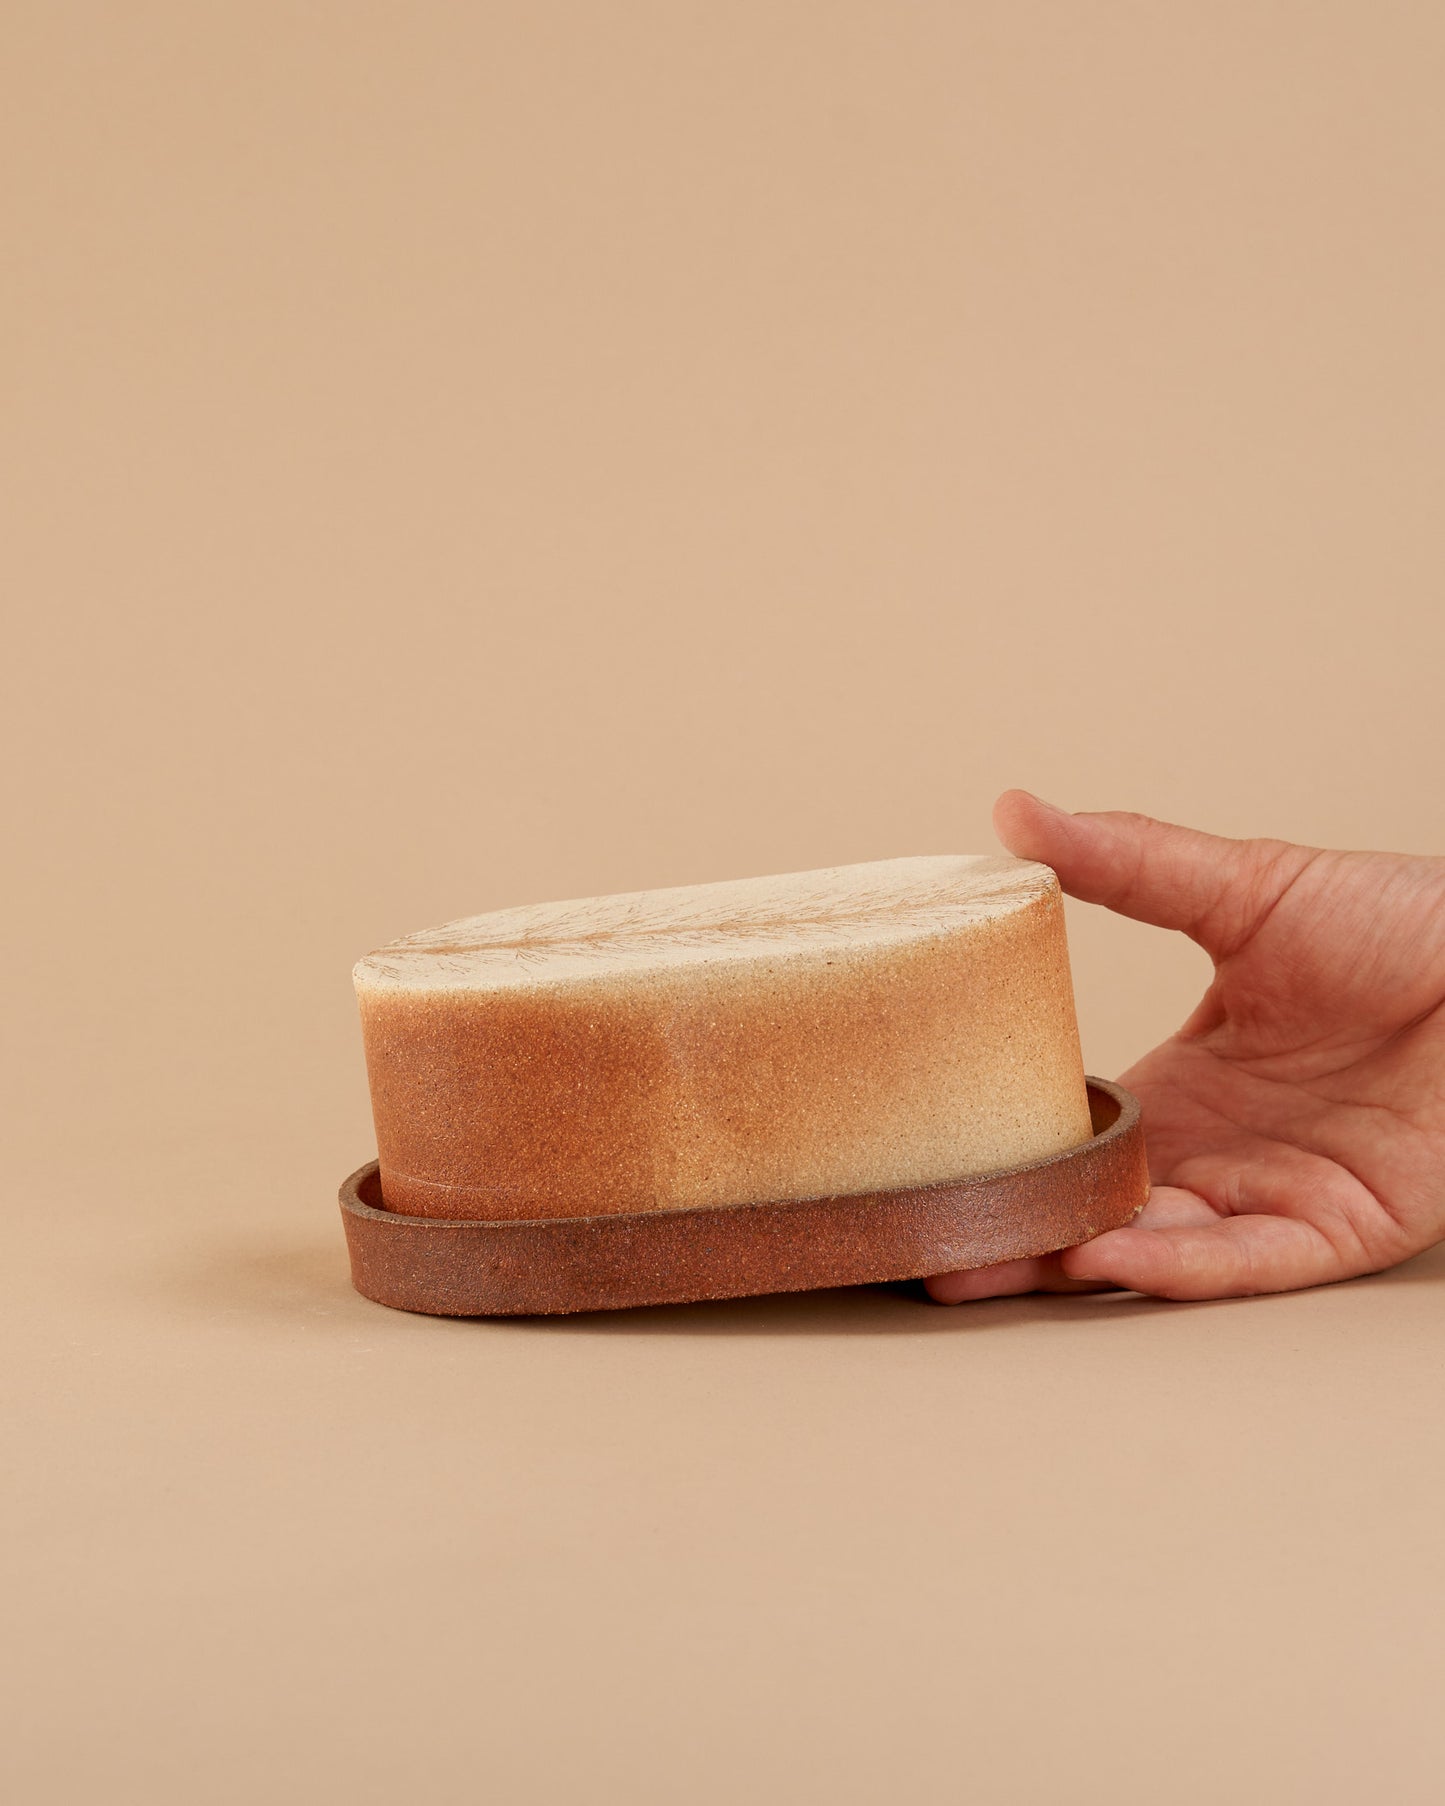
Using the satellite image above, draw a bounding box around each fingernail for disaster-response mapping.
[1021,791,1066,816]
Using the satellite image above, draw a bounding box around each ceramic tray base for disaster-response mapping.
[339,1077,1147,1317]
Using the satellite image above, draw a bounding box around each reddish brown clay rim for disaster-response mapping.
[339,1076,1148,1318]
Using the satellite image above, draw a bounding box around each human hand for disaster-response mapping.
[927,792,1445,1303]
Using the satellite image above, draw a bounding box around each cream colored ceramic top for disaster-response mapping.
[353,855,1058,993]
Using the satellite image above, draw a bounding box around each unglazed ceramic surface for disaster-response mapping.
[355,856,1094,1220]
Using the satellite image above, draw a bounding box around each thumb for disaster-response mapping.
[993,790,1315,957]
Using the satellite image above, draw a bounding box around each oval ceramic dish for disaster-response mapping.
[338,1076,1147,1317]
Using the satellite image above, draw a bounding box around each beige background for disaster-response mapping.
[4,4,1443,1801]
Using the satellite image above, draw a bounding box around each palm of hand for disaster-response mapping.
[927,800,1445,1303]
[1122,847,1445,1293]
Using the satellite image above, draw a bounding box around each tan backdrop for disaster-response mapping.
[5,4,1443,1802]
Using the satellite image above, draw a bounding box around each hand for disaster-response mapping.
[927,792,1445,1303]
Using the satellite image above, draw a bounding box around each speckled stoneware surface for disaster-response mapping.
[340,1077,1147,1317]
[354,856,1095,1223]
